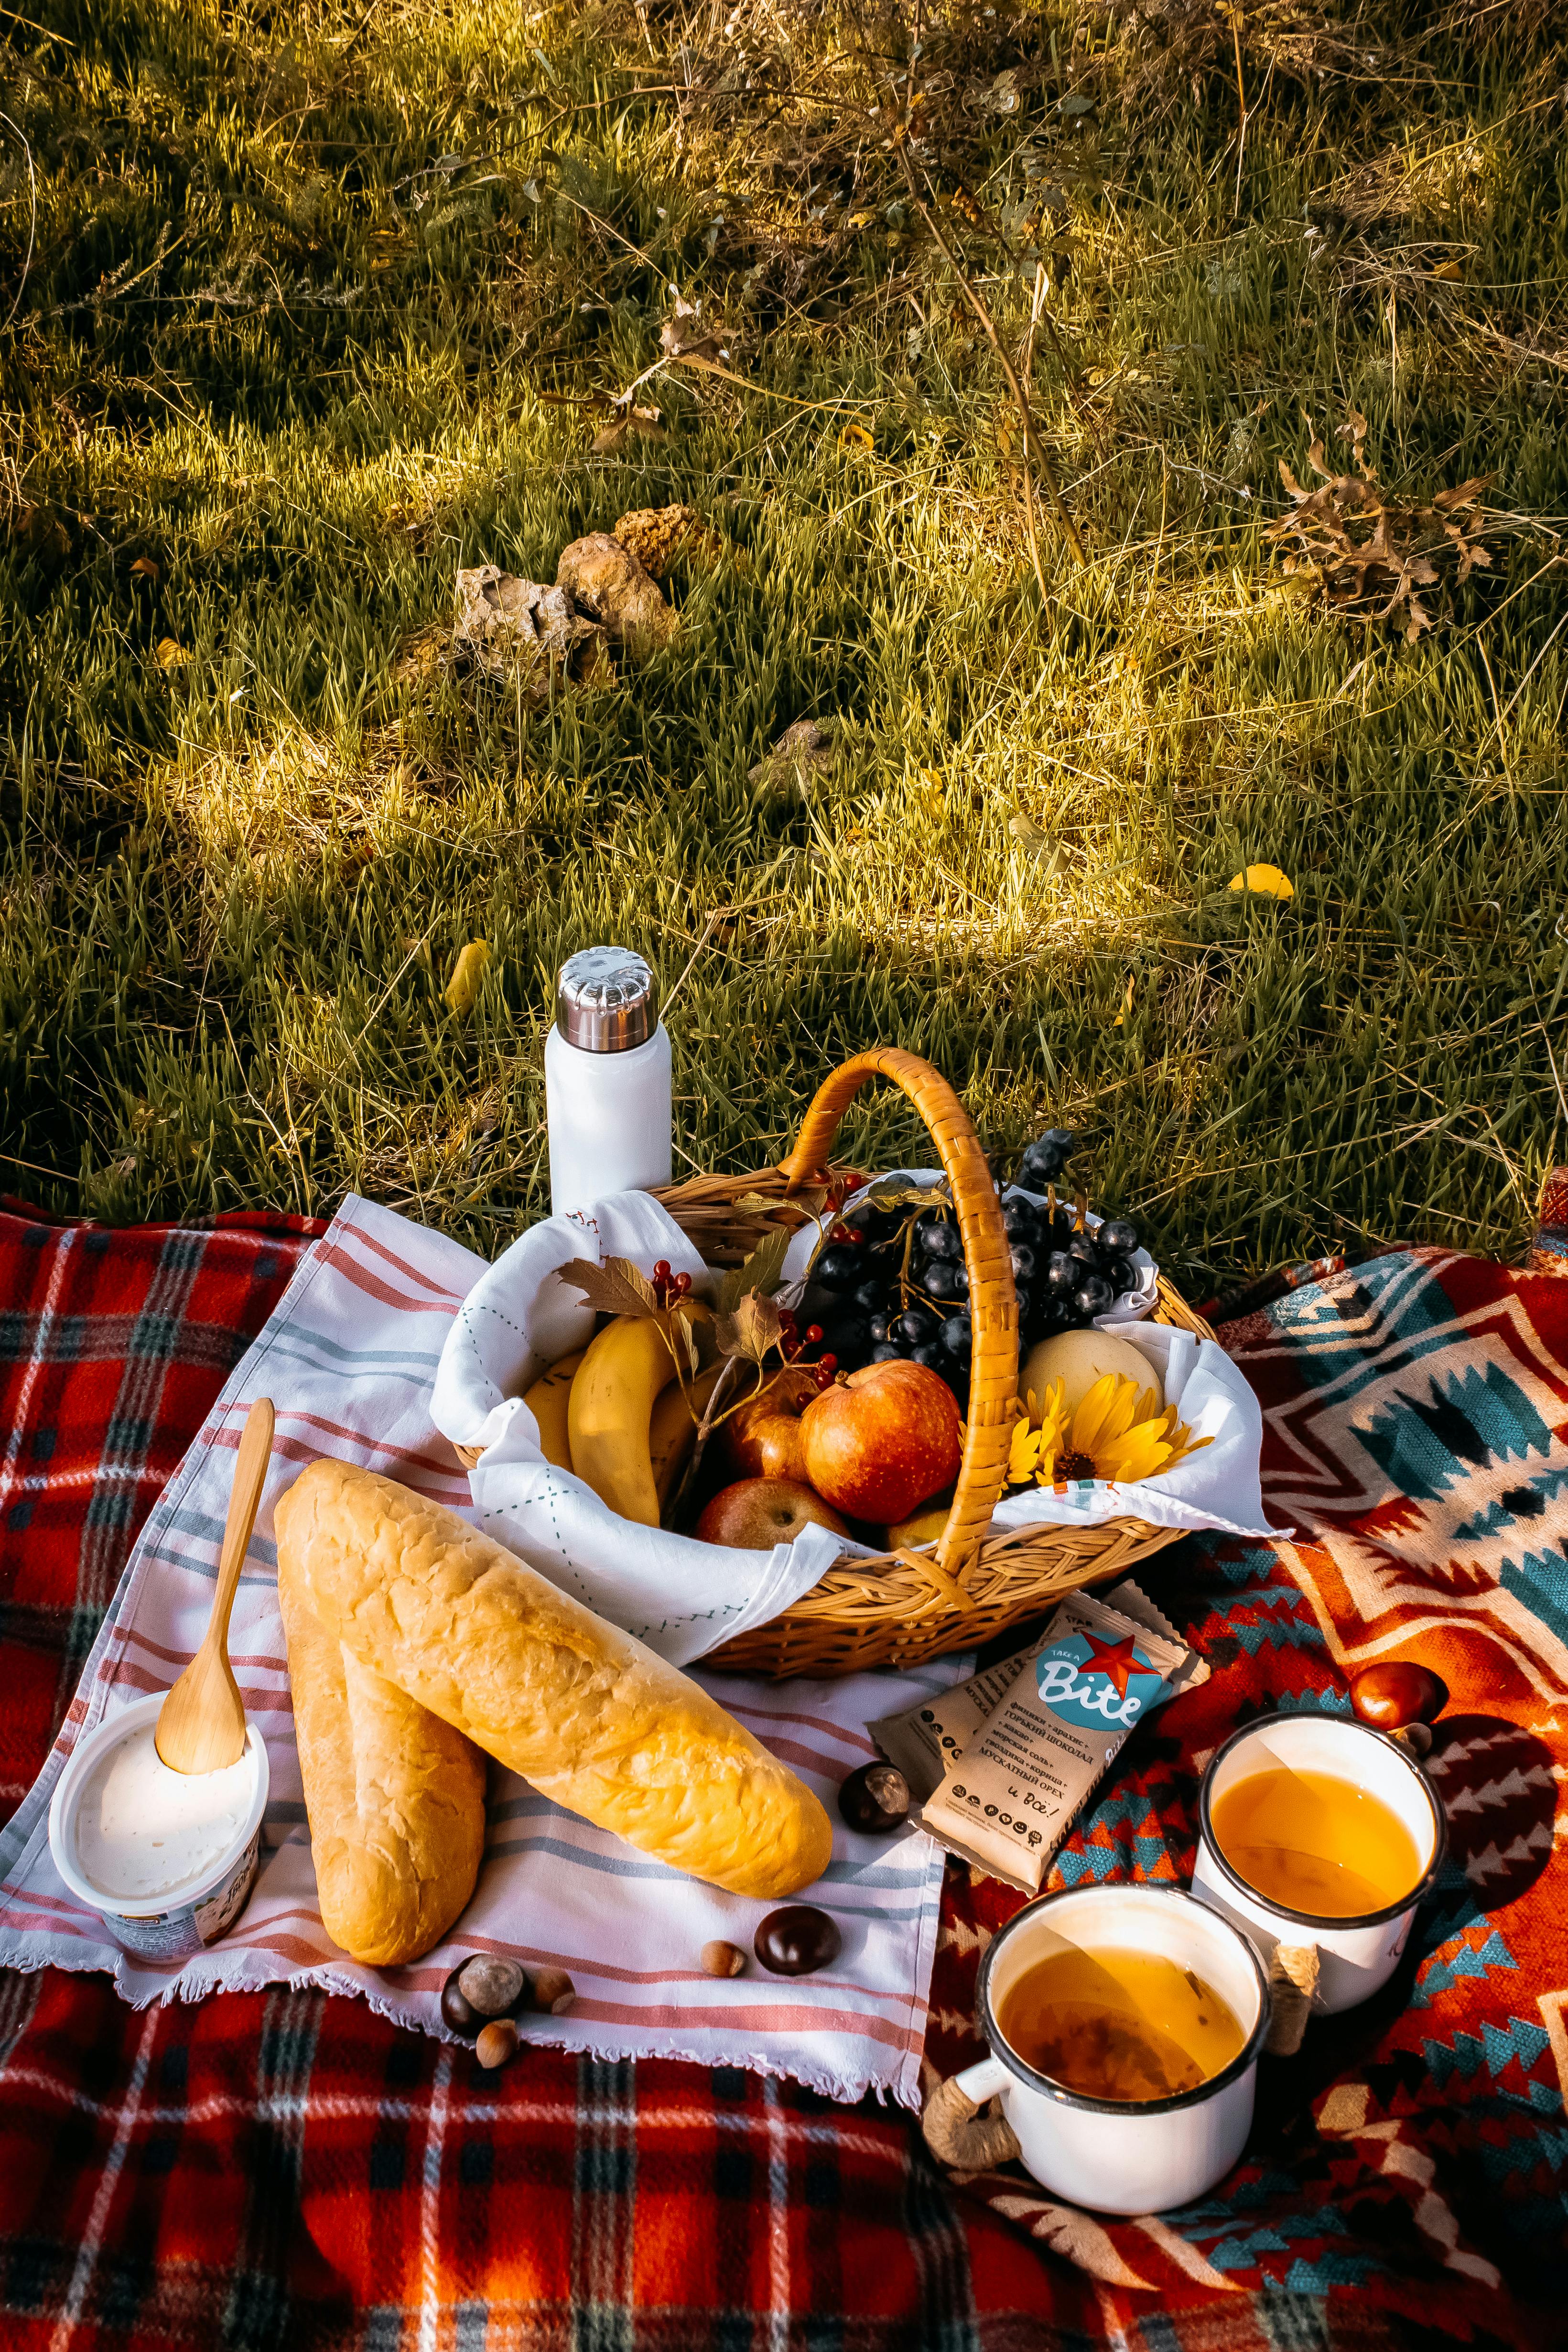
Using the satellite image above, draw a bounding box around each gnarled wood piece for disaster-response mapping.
[1265,1942,1320,2056]
[921,2072,1021,2171]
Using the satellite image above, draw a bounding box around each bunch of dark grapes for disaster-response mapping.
[797,1128,1144,1394]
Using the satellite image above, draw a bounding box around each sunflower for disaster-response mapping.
[1006,1374,1209,1491]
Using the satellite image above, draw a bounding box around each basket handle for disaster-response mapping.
[778,1048,1017,1583]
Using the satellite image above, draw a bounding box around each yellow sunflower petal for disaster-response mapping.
[1094,1422,1176,1484]
[1070,1371,1142,1454]
[1007,1420,1043,1485]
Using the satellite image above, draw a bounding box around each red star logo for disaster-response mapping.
[1078,1631,1142,1698]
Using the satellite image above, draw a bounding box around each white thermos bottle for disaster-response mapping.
[545,946,673,1215]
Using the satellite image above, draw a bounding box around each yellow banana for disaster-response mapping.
[650,1361,726,1509]
[886,1492,954,1549]
[520,1350,584,1472]
[568,1309,711,1526]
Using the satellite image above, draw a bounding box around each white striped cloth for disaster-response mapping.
[0,1197,962,2107]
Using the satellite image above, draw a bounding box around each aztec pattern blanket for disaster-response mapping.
[0,1199,1563,2350]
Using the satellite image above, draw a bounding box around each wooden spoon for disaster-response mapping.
[155,1398,275,1775]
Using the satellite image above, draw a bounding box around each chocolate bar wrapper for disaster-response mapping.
[919,1590,1190,1893]
[868,1577,1204,1805]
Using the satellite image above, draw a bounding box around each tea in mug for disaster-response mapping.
[1211,1764,1422,1920]
[996,1944,1246,2103]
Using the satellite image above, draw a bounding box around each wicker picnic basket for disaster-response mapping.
[647,1045,1213,1679]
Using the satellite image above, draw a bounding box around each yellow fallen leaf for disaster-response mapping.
[444,940,492,1015]
[1431,260,1463,282]
[1113,974,1135,1026]
[154,638,190,670]
[130,556,160,582]
[1228,863,1294,900]
[839,421,874,453]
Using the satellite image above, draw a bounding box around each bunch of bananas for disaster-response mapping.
[523,1311,722,1526]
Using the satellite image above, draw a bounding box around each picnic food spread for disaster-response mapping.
[30,1022,1481,2213]
[273,1456,834,1903]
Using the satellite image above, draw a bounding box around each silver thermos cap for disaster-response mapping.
[555,946,658,1052]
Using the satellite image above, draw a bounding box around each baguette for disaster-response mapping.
[278,1550,487,1966]
[274,1459,833,1900]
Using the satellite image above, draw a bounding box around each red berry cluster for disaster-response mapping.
[776,1307,838,1391]
[824,1172,867,1214]
[650,1260,692,1307]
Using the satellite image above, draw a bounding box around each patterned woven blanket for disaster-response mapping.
[0,1202,1563,2350]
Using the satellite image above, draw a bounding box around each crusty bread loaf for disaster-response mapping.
[278,1550,487,1966]
[273,1459,833,1900]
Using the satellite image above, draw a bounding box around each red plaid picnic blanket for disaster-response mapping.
[0,1202,1564,2350]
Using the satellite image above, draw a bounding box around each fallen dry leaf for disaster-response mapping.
[591,405,668,457]
[839,421,875,454]
[660,290,729,364]
[154,638,191,670]
[130,556,161,583]
[1267,412,1494,642]
[1229,864,1295,900]
[443,940,491,1015]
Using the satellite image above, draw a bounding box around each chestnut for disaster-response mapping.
[441,1967,482,2038]
[755,1904,842,1977]
[442,1953,530,2038]
[838,1761,911,1835]
[1350,1661,1448,1734]
[459,1955,530,2018]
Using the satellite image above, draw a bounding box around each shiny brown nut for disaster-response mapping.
[441,1966,482,2038]
[458,1955,530,2018]
[1350,1661,1449,1733]
[755,1904,842,1977]
[475,2018,519,2070]
[701,1939,747,1978]
[530,1967,576,2015]
[838,1762,911,1835]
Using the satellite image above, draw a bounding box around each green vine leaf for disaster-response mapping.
[716,1227,790,1316]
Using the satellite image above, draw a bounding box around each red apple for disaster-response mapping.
[800,1361,962,1525]
[718,1366,817,1485]
[694,1477,849,1550]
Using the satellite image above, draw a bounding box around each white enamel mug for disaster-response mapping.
[1192,1714,1446,2015]
[956,1883,1271,2215]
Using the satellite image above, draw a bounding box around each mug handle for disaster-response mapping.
[921,2056,1022,2170]
[1265,1944,1320,2056]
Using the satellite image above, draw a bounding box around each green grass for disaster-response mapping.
[1,0,1564,1291]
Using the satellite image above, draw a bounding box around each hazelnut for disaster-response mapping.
[530,1967,576,2015]
[838,1761,911,1834]
[701,1939,747,1978]
[1349,1661,1448,1734]
[755,1904,842,1977]
[475,2017,519,2070]
[458,1955,530,2018]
